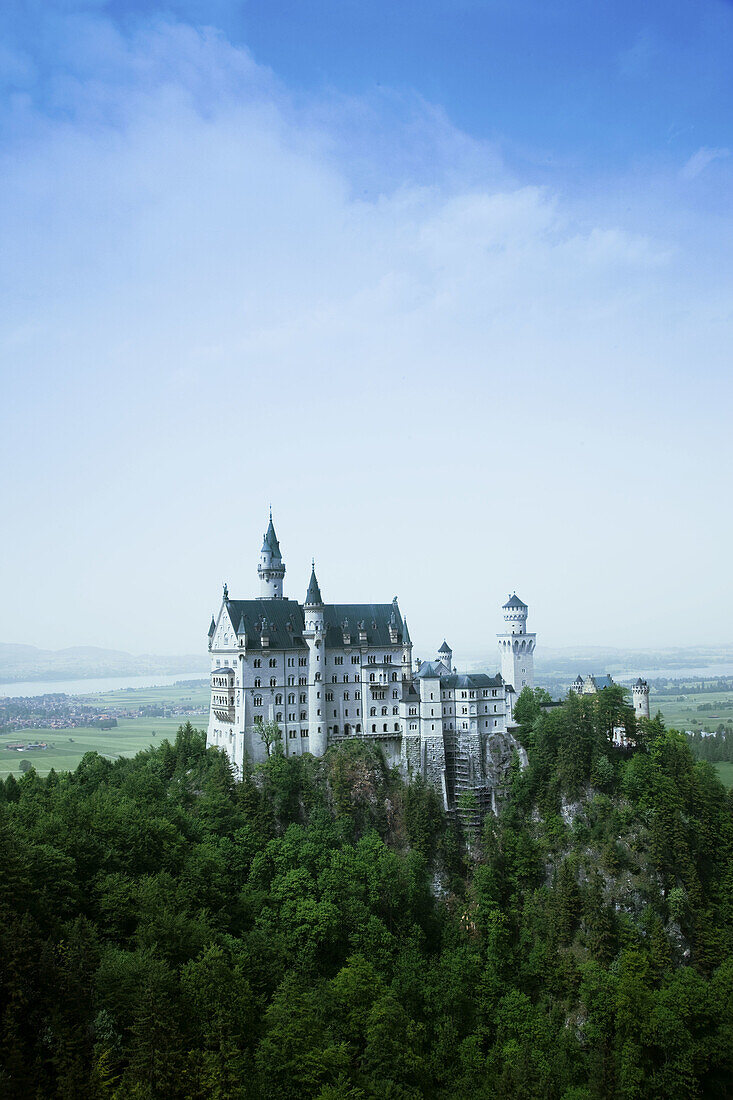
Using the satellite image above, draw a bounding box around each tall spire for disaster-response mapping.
[261,510,282,559]
[258,507,286,598]
[402,618,411,645]
[305,560,323,606]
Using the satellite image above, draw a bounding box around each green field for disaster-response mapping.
[651,689,733,732]
[0,716,205,778]
[73,681,209,709]
[714,762,733,788]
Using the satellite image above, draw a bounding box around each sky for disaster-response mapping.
[1,0,732,658]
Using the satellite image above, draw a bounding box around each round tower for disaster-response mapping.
[257,509,285,598]
[303,562,327,757]
[437,640,452,671]
[632,678,650,721]
[497,593,536,693]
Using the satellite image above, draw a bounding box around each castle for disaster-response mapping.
[569,673,650,721]
[206,513,532,812]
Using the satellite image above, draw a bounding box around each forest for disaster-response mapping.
[1,686,732,1099]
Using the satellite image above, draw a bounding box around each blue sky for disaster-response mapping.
[1,0,732,657]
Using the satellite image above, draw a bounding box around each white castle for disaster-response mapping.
[206,513,534,812]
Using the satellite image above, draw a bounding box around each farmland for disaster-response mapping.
[0,716,205,778]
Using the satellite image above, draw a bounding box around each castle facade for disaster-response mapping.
[206,514,532,812]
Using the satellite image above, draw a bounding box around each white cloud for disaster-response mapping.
[680,145,730,180]
[0,10,732,653]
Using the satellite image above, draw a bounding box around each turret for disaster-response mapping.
[257,509,285,599]
[437,640,452,671]
[497,593,536,692]
[632,678,650,721]
[303,562,326,757]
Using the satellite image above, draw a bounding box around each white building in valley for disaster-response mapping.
[207,513,532,812]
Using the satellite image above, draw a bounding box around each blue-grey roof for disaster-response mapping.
[261,514,282,558]
[438,640,452,653]
[592,675,615,690]
[402,618,411,645]
[323,603,407,648]
[208,616,216,637]
[212,597,408,651]
[415,660,502,689]
[305,566,323,606]
[503,593,527,609]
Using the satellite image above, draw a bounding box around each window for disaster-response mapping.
[351,655,360,664]
[370,707,376,717]
[333,710,337,717]
[355,724,361,733]
[315,672,321,681]
[301,728,308,737]
[331,675,337,683]
[344,692,349,700]
[392,706,398,715]
[383,723,387,732]
[254,695,262,706]
[287,658,294,667]
[335,656,343,665]
[394,722,400,731]
[343,675,348,683]
[409,707,416,716]
[300,693,306,704]
[254,678,261,688]
[368,655,376,664]
[289,712,295,721]
[254,659,261,668]
[391,672,398,681]
[299,657,307,666]
[287,676,294,686]
[299,676,307,686]
[300,711,306,720]
[288,693,295,704]
[289,730,297,738]
[276,712,282,721]
[270,678,276,688]
[369,673,375,682]
[355,691,360,699]
[385,655,392,664]
[354,674,360,682]
[326,692,333,702]
[381,706,387,716]
[392,690,398,699]
[275,694,283,705]
[372,724,376,732]
[269,658,277,668]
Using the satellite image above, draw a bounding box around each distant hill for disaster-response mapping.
[0,643,208,684]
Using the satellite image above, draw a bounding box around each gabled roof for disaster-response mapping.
[305,564,323,606]
[222,599,307,651]
[414,660,502,689]
[503,593,527,609]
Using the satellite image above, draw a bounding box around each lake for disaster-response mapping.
[0,671,208,699]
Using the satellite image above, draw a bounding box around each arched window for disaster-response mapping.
[333,725,339,735]
[371,724,376,732]
[394,722,400,731]
[270,678,276,687]
[393,706,398,715]
[254,695,262,706]
[275,694,282,705]
[383,723,387,732]
[254,678,261,688]
[344,724,350,736]
[391,672,397,681]
[381,706,387,716]
[369,672,375,682]
[356,723,361,733]
[370,707,376,717]
[288,693,295,704]
[276,712,282,721]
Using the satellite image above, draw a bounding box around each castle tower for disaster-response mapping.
[401,618,413,681]
[632,678,650,721]
[257,509,285,598]
[497,593,536,693]
[437,640,452,671]
[303,562,326,756]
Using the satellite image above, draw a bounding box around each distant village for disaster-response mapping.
[0,689,208,738]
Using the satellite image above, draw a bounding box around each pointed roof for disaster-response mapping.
[503,593,527,609]
[236,614,246,636]
[261,509,282,558]
[402,618,411,645]
[208,616,216,637]
[305,562,323,606]
[438,640,452,653]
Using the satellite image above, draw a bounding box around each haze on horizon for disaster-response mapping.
[1,0,732,658]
